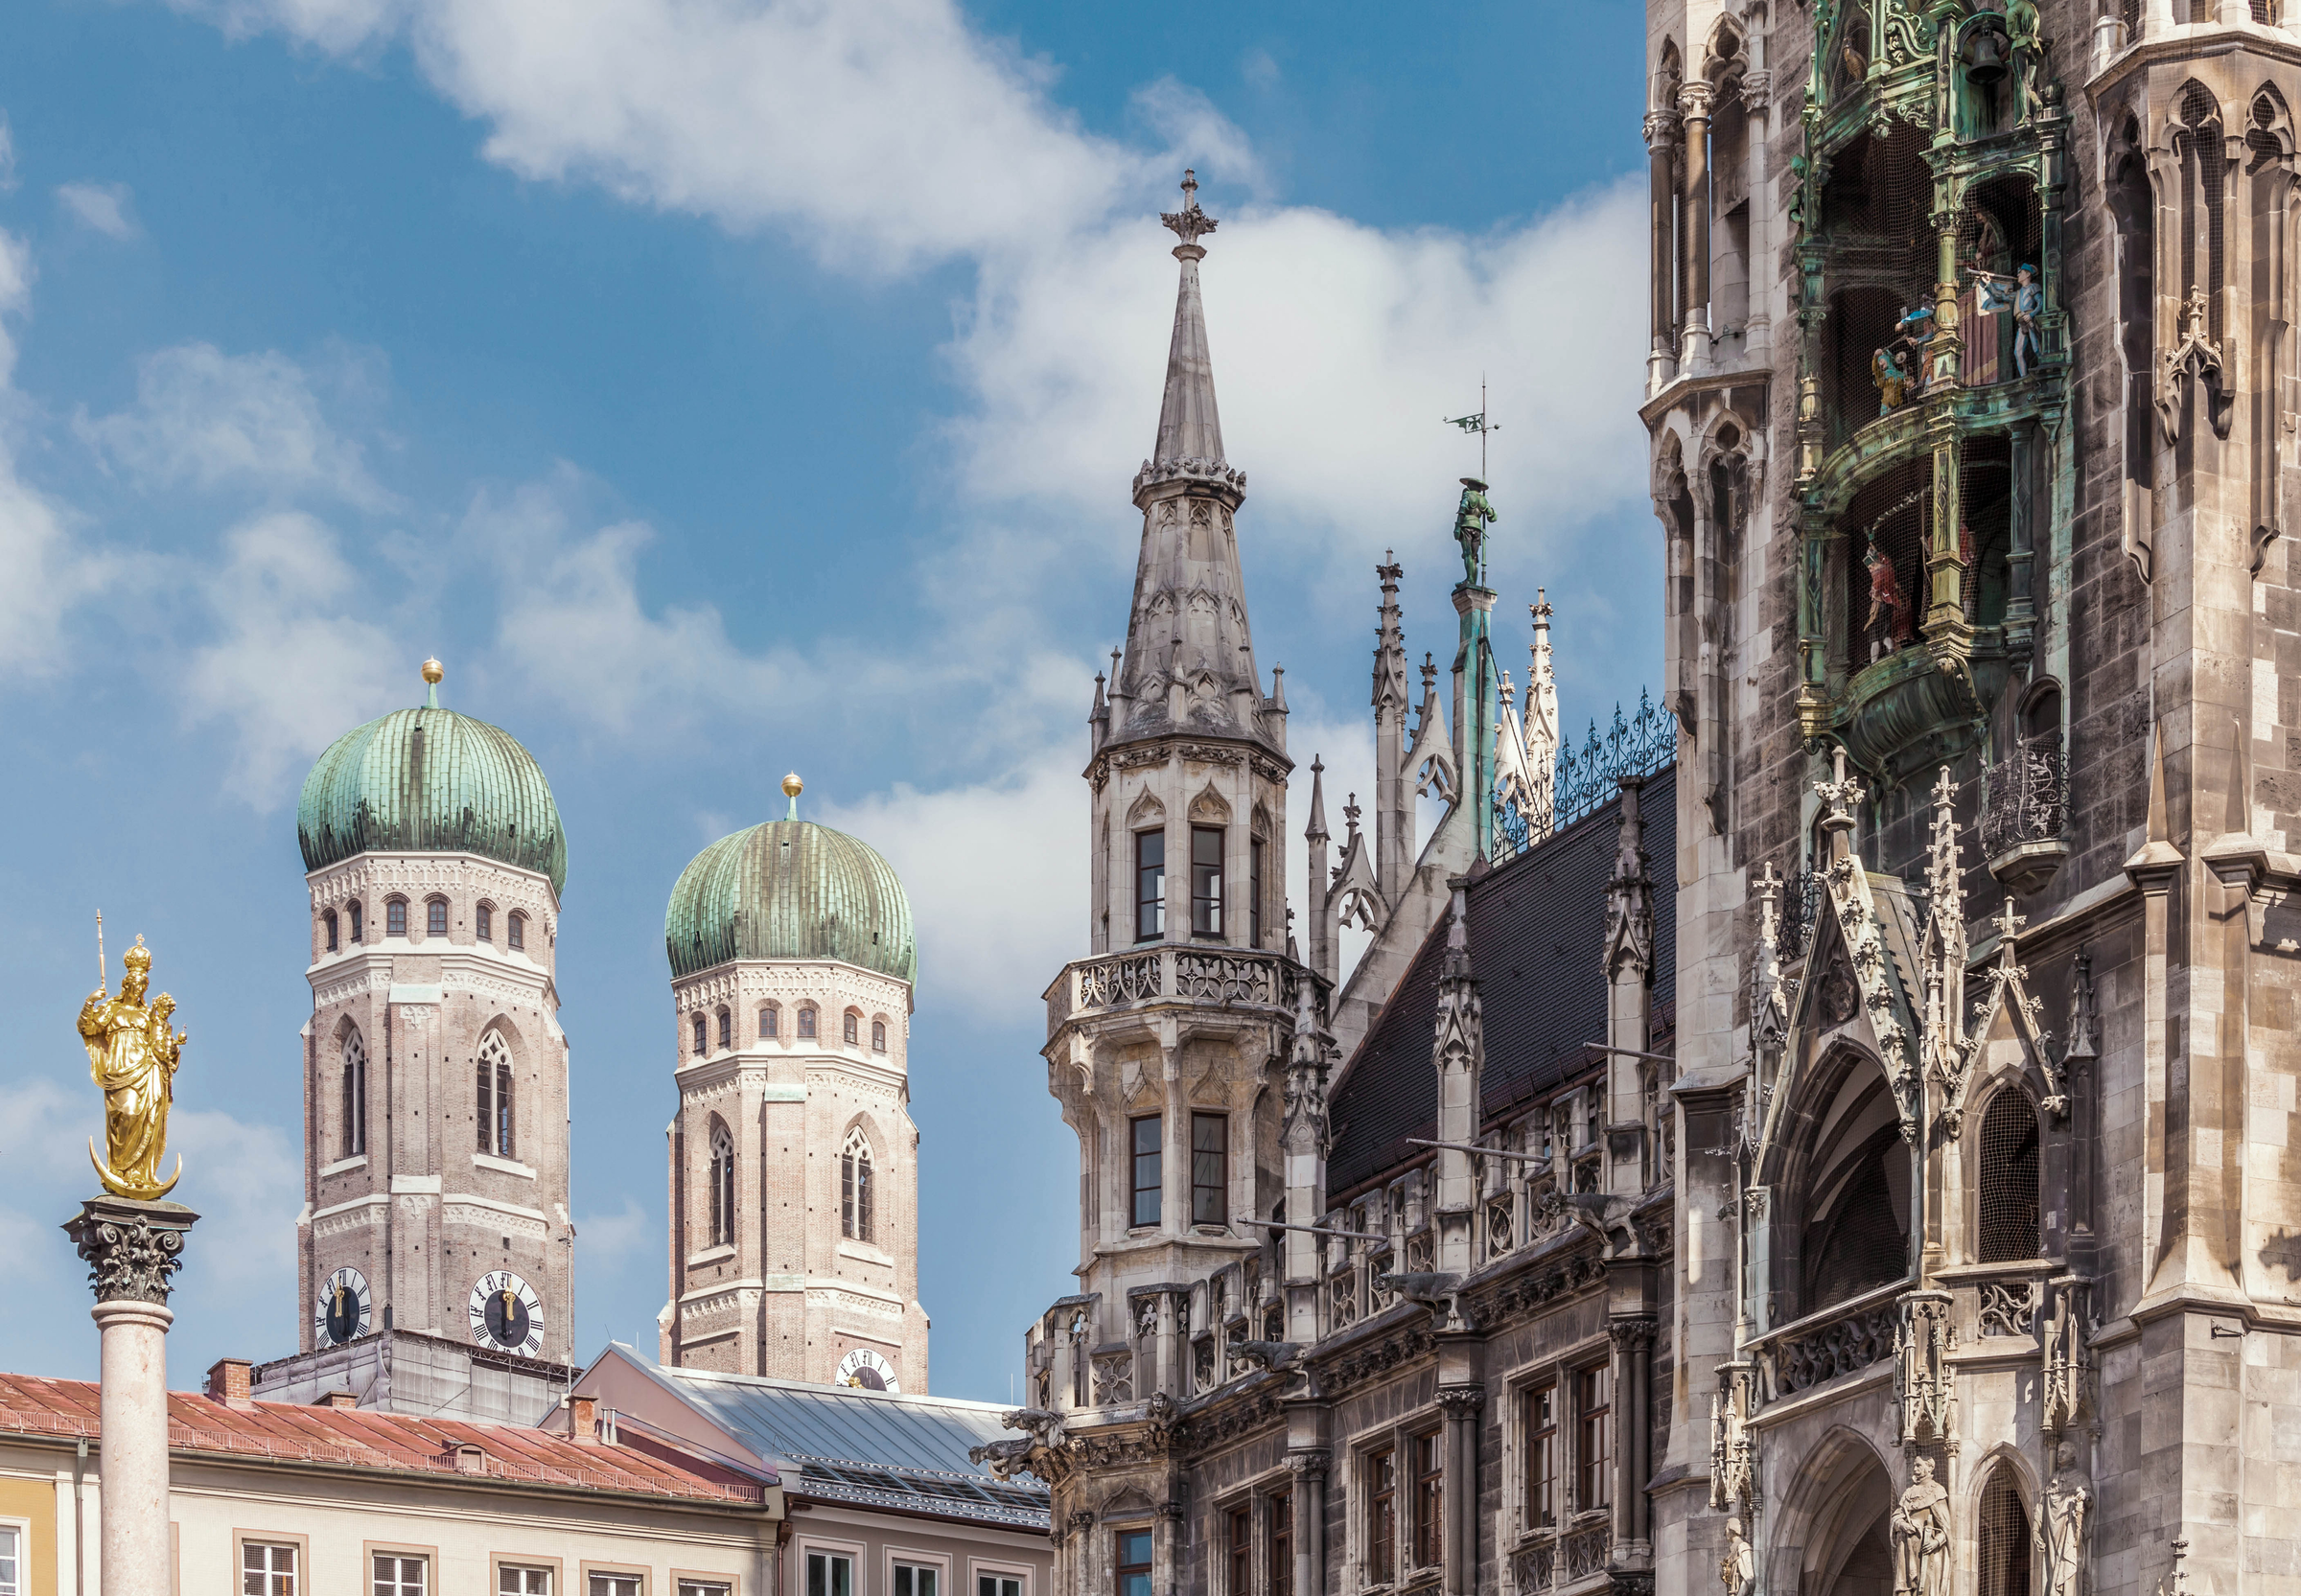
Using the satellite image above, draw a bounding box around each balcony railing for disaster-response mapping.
[1046,946,1306,1028]
[1982,730,2068,894]
[1750,1281,1905,1399]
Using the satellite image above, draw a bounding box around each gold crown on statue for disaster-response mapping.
[122,937,151,972]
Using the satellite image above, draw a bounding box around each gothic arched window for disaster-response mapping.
[477,1032,514,1159]
[759,1004,779,1039]
[347,901,362,942]
[426,897,449,937]
[843,1011,859,1045]
[323,911,339,953]
[476,902,493,943]
[341,1029,367,1158]
[1977,1087,2042,1262]
[717,1007,732,1050]
[691,1014,707,1057]
[508,912,525,951]
[385,898,407,937]
[798,1006,818,1039]
[709,1118,735,1247]
[871,1019,887,1053]
[841,1129,874,1243]
[1978,1468,2033,1596]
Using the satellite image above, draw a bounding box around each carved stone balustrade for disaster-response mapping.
[1512,1520,1615,1595]
[1751,1281,1906,1399]
[1982,730,2069,894]
[1044,946,1310,1033]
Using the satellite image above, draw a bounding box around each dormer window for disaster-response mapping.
[427,898,449,937]
[476,903,493,943]
[508,913,526,951]
[691,1014,707,1056]
[324,911,339,952]
[798,1006,817,1039]
[385,899,407,937]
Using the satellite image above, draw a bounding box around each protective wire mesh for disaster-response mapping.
[1806,1143,1908,1311]
[1820,123,1938,445]
[1977,1089,2040,1261]
[1978,1471,2033,1596]
[1841,457,1931,668]
[1961,436,2013,626]
[1957,175,2043,387]
[2181,82,2225,342]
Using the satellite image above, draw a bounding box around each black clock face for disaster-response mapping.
[314,1267,372,1347]
[327,1288,360,1344]
[485,1288,530,1348]
[467,1271,544,1356]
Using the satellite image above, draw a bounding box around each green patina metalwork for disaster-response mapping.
[663,820,917,983]
[298,706,568,896]
[1791,0,2069,789]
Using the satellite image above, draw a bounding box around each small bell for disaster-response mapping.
[1964,23,2010,84]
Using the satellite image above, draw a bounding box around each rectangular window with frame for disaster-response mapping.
[244,1542,296,1596]
[1135,831,1166,941]
[1577,1363,1614,1513]
[374,1557,427,1596]
[590,1578,642,1596]
[761,1006,779,1038]
[500,1568,550,1596]
[476,903,492,942]
[508,913,525,950]
[1412,1431,1444,1569]
[1227,1505,1251,1596]
[1268,1490,1292,1594]
[349,901,362,942]
[976,1580,1021,1596]
[1249,836,1265,946]
[386,900,407,937]
[1191,1112,1227,1226]
[428,899,449,937]
[1367,1445,1398,1586]
[1130,1115,1163,1227]
[0,1527,17,1596]
[676,1584,731,1596]
[893,1566,941,1596]
[1524,1381,1559,1531]
[1116,1531,1153,1596]
[1191,825,1224,937]
[325,912,339,952]
[804,1554,853,1596]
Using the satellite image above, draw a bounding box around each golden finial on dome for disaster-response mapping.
[782,772,802,821]
[422,658,444,684]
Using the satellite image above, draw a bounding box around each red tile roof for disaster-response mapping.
[0,1372,766,1505]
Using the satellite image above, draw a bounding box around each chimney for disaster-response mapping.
[569,1394,599,1442]
[203,1358,253,1409]
[318,1390,359,1410]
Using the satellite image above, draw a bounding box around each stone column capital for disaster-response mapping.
[1678,81,1716,121]
[64,1197,198,1307]
[1643,110,1684,150]
[1435,1384,1489,1418]
[1609,1316,1660,1352]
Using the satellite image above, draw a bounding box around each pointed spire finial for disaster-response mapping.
[1161,169,1218,251]
[1306,753,1330,842]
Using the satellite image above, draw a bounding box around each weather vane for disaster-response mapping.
[1444,376,1499,479]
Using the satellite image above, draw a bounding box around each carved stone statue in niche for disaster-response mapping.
[1890,1455,1951,1596]
[2040,1443,2090,1596]
[1721,1516,1756,1596]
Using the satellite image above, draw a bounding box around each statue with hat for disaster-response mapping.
[1453,477,1499,588]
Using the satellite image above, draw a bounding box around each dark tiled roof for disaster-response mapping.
[1327,767,1678,1196]
[0,1372,763,1503]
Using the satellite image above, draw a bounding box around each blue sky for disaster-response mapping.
[0,0,1660,1402]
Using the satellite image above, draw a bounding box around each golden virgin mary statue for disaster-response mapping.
[78,937,187,1200]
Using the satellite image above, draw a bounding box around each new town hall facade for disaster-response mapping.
[976,0,2301,1586]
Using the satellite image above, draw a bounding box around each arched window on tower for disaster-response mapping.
[798,1006,818,1039]
[386,898,407,937]
[843,1010,859,1045]
[872,1019,887,1053]
[691,1014,707,1057]
[842,1129,874,1243]
[717,1007,732,1050]
[508,912,526,951]
[341,1029,367,1158]
[759,1004,779,1039]
[1977,1087,2042,1261]
[476,902,493,943]
[477,1032,514,1159]
[426,897,449,937]
[348,901,363,942]
[709,1118,735,1247]
[324,911,339,953]
[1978,1468,2034,1596]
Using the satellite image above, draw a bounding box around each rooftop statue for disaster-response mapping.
[78,934,187,1200]
[1453,477,1499,588]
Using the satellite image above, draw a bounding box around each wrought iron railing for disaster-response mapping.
[1981,731,2067,859]
[1495,689,1677,861]
[1779,867,1825,961]
[1046,947,1305,1026]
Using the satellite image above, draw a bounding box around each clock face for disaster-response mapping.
[314,1266,372,1347]
[467,1271,544,1357]
[835,1347,899,1394]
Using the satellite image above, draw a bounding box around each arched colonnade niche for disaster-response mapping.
[1772,1430,1897,1596]
[1757,1039,1913,1325]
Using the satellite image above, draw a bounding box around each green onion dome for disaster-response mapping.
[664,780,916,983]
[297,665,568,896]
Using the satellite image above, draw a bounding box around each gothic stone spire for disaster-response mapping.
[1111,171,1280,760]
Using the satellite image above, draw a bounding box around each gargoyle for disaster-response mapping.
[1378,1269,1473,1332]
[967,1436,1036,1479]
[998,1406,1067,1448]
[1561,1191,1643,1252]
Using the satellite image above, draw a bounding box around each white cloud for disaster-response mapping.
[80,343,389,508]
[571,1194,652,1271]
[58,181,138,241]
[0,117,17,193]
[182,511,402,801]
